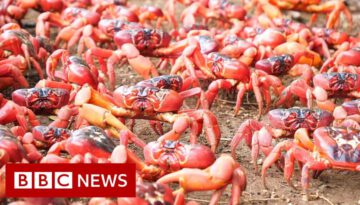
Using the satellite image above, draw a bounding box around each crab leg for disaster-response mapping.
[0,64,29,88]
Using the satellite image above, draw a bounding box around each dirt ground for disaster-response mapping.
[4,0,360,204]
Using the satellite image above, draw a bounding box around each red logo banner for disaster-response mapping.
[5,163,136,197]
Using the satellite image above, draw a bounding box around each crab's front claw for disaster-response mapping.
[112,144,162,180]
[230,119,263,158]
[22,143,43,162]
[75,85,117,111]
[79,104,129,133]
[185,109,221,152]
[333,100,360,125]
[157,155,246,205]
[201,110,221,152]
[261,140,295,190]
[121,44,159,79]
[35,80,73,92]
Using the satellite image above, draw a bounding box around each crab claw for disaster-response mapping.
[333,100,360,126]
[157,155,246,205]
[159,109,221,152]
[230,119,263,158]
[78,104,145,148]
[261,140,295,190]
[79,104,129,132]
[111,132,162,180]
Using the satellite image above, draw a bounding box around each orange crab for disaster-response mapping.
[247,0,352,29]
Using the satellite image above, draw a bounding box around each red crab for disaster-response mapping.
[0,55,30,89]
[231,107,334,170]
[277,72,360,112]
[85,28,172,89]
[24,126,71,148]
[36,7,100,42]
[219,34,259,66]
[110,130,215,180]
[262,126,360,200]
[254,54,317,82]
[0,26,53,80]
[46,49,105,90]
[172,48,284,117]
[143,140,216,174]
[69,19,143,54]
[180,0,246,28]
[75,75,221,152]
[273,42,323,68]
[0,0,27,25]
[157,154,247,205]
[0,125,42,167]
[153,30,219,71]
[321,46,360,73]
[11,87,70,114]
[0,93,39,131]
[249,0,352,29]
[42,126,117,163]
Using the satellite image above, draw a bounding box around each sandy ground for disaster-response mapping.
[2,0,360,204]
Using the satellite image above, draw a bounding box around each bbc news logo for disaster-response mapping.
[14,172,73,189]
[6,164,136,197]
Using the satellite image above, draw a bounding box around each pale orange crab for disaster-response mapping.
[246,0,352,29]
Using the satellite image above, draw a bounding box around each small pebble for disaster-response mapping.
[357,199,360,205]
[286,198,291,203]
[261,189,270,198]
[271,192,279,199]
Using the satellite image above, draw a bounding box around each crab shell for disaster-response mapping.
[38,0,65,12]
[12,88,69,113]
[274,42,322,67]
[143,140,216,173]
[114,28,171,52]
[136,75,183,92]
[253,28,286,49]
[196,35,218,54]
[117,182,174,205]
[101,6,139,22]
[0,30,35,59]
[0,126,27,164]
[61,7,100,25]
[334,47,360,66]
[268,107,334,131]
[114,85,184,114]
[314,127,360,167]
[255,54,294,75]
[206,52,250,81]
[98,19,143,37]
[313,72,360,94]
[64,126,116,158]
[65,56,99,88]
[32,126,71,147]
